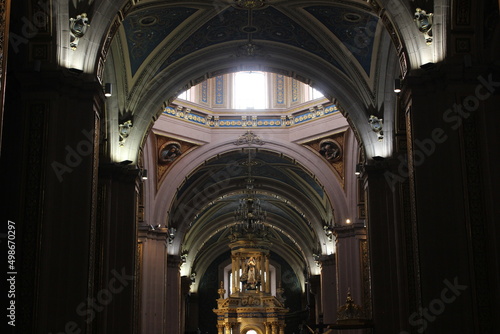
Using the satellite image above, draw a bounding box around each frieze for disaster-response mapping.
[163,103,340,128]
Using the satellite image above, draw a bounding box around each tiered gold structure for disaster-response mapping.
[213,227,288,334]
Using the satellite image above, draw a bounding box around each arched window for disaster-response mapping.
[245,330,258,334]
[233,71,267,109]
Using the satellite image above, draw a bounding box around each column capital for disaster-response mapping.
[15,69,107,102]
[332,223,366,239]
[167,254,183,268]
[319,254,335,267]
[99,163,142,183]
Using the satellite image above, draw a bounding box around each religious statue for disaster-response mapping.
[240,256,260,290]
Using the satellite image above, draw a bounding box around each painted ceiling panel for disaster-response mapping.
[287,167,324,199]
[159,6,343,73]
[123,6,198,76]
[304,6,379,75]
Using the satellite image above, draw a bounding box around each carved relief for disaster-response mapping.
[159,142,182,164]
[319,139,342,162]
[302,131,346,188]
[155,134,199,189]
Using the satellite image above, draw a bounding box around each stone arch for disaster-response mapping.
[150,138,349,255]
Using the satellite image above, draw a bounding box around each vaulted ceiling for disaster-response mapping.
[90,0,430,286]
[103,0,409,165]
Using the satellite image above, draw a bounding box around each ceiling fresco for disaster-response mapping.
[157,6,344,74]
[305,6,379,75]
[122,6,198,76]
[119,2,382,81]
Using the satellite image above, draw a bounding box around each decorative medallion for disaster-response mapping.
[155,134,199,189]
[319,139,342,162]
[159,142,182,164]
[302,131,346,188]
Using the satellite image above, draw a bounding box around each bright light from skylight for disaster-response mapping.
[234,71,266,109]
[177,89,189,101]
[312,87,324,99]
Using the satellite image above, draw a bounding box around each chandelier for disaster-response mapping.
[233,150,267,233]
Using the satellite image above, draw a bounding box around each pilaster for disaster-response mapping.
[333,223,367,319]
[362,160,409,333]
[400,66,500,332]
[3,67,105,333]
[138,227,168,333]
[95,164,140,333]
[320,254,337,324]
[166,254,182,333]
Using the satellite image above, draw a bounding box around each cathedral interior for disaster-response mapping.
[1,0,499,333]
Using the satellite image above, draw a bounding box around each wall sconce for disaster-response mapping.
[104,83,112,97]
[355,163,362,176]
[148,224,161,231]
[394,79,401,93]
[141,169,148,180]
[345,219,351,224]
[168,227,176,244]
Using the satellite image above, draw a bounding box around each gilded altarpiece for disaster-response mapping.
[214,229,288,334]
